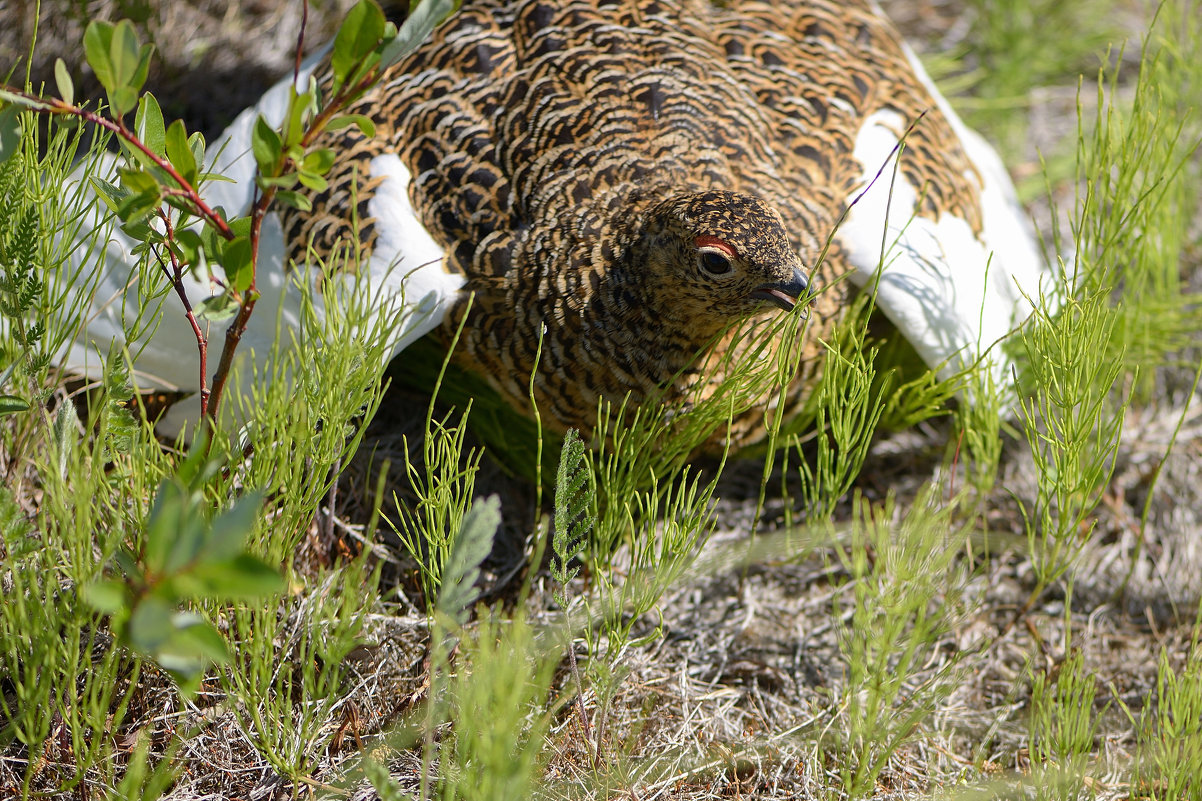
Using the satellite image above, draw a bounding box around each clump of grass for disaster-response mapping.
[434,609,556,800]
[389,308,484,616]
[221,552,380,780]
[792,322,886,521]
[361,605,556,801]
[204,237,412,779]
[0,4,453,795]
[952,358,1005,507]
[1028,648,1102,798]
[1065,31,1201,393]
[0,104,110,420]
[826,486,971,797]
[0,96,178,795]
[1008,0,1202,607]
[1015,290,1128,599]
[539,384,744,766]
[365,494,558,801]
[1131,640,1202,799]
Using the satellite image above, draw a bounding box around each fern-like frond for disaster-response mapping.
[101,343,138,461]
[435,494,501,628]
[551,428,593,606]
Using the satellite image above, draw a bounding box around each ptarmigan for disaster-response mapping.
[64,0,1051,444]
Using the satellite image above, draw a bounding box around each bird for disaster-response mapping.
[63,0,1051,446]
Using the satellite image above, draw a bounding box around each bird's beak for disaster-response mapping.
[750,267,810,312]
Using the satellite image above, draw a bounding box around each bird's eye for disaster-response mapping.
[698,249,734,277]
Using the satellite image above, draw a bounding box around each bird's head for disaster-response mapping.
[632,190,811,324]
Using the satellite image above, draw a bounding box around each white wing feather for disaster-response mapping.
[61,60,460,434]
[837,44,1054,393]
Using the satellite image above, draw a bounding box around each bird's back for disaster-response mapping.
[265,0,1050,441]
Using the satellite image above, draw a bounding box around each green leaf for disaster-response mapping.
[53,399,79,481]
[226,215,253,239]
[101,342,138,460]
[250,114,282,175]
[127,594,175,653]
[109,87,140,118]
[134,93,165,157]
[164,613,230,664]
[204,491,263,562]
[119,167,159,195]
[151,613,230,697]
[82,579,129,616]
[0,104,21,165]
[195,292,239,324]
[119,601,232,695]
[107,21,141,83]
[0,395,29,415]
[199,218,221,259]
[84,20,154,117]
[275,189,313,212]
[128,45,155,98]
[281,88,313,149]
[143,479,205,575]
[90,175,127,214]
[379,0,460,70]
[219,236,254,293]
[174,428,221,489]
[257,173,300,190]
[188,130,207,176]
[110,21,153,102]
[326,113,376,138]
[302,147,336,175]
[296,170,328,192]
[53,58,74,106]
[332,0,387,87]
[115,167,162,222]
[182,554,285,600]
[83,21,118,96]
[121,218,160,245]
[174,228,204,265]
[113,547,141,581]
[552,428,592,603]
[115,191,159,224]
[165,119,197,186]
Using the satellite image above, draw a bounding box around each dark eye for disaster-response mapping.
[698,250,734,277]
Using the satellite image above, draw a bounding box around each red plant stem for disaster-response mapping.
[204,186,273,427]
[7,66,386,429]
[948,427,963,504]
[204,70,382,424]
[155,212,210,418]
[294,0,309,84]
[51,97,235,240]
[5,89,227,425]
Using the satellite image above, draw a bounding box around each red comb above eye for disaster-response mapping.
[694,235,738,258]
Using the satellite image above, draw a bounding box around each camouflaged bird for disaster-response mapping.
[67,0,1049,441]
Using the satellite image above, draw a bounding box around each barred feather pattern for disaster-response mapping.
[278,0,991,443]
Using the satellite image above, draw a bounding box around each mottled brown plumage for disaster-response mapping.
[274,0,1009,443]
